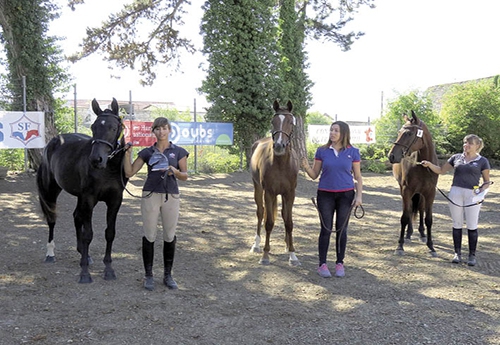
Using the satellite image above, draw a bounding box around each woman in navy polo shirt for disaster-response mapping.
[302,121,363,278]
[124,117,189,291]
[421,134,491,266]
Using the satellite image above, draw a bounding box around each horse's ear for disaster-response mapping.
[111,98,119,115]
[286,100,293,112]
[410,110,419,124]
[273,100,280,112]
[91,98,102,115]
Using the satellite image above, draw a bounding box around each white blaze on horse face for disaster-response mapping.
[275,115,285,145]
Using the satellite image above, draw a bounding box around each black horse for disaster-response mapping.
[36,98,128,283]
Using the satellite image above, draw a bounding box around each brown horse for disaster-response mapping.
[388,111,439,256]
[250,100,300,265]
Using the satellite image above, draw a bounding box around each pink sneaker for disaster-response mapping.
[335,263,345,277]
[317,263,332,278]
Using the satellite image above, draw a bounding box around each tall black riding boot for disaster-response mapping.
[451,228,462,263]
[467,229,478,266]
[163,237,178,290]
[142,236,155,290]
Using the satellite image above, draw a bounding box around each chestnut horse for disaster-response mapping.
[250,100,300,265]
[36,98,128,283]
[388,111,439,256]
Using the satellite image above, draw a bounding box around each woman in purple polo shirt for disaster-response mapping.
[302,121,363,278]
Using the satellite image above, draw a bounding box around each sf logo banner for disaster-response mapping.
[0,112,45,149]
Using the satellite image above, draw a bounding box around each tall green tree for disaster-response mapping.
[0,0,69,169]
[199,0,279,165]
[440,80,500,159]
[277,0,312,161]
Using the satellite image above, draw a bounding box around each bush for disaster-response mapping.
[194,146,242,173]
[0,149,25,170]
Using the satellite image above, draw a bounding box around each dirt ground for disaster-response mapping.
[1,168,500,345]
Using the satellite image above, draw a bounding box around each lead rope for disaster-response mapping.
[311,196,364,234]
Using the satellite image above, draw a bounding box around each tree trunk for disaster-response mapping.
[293,115,307,161]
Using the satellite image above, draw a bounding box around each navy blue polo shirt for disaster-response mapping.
[138,143,189,194]
[448,153,490,189]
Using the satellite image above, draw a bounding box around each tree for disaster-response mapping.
[306,110,331,125]
[440,80,500,159]
[0,0,69,169]
[277,0,312,162]
[66,0,194,87]
[199,0,279,165]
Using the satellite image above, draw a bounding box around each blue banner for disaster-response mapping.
[170,122,233,146]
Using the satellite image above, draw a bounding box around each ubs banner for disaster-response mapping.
[0,112,45,149]
[124,121,233,147]
[308,124,376,144]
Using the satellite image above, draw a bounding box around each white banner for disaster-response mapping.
[308,124,376,144]
[0,112,45,149]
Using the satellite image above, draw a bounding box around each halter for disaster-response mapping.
[392,123,424,157]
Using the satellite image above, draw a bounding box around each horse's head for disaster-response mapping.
[388,110,426,164]
[89,98,124,169]
[271,100,295,156]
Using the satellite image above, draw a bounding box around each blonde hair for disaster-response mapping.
[464,134,484,153]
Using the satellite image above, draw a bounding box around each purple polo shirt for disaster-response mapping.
[314,145,360,192]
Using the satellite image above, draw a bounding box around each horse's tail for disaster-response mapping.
[36,142,57,224]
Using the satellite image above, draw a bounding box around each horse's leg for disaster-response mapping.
[260,192,276,265]
[102,198,122,280]
[396,194,412,255]
[424,207,437,257]
[250,182,264,253]
[418,209,427,243]
[405,220,414,242]
[74,198,96,283]
[281,193,299,266]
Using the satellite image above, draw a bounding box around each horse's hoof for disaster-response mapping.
[259,259,270,265]
[289,259,301,267]
[404,237,412,243]
[429,251,438,258]
[250,246,262,253]
[103,269,117,280]
[394,249,405,256]
[78,274,93,284]
[87,256,94,265]
[44,255,55,263]
[420,237,427,243]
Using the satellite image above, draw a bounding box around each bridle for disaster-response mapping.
[392,123,424,157]
[271,112,295,144]
[91,113,126,159]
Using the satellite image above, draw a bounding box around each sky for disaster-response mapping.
[50,0,500,122]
